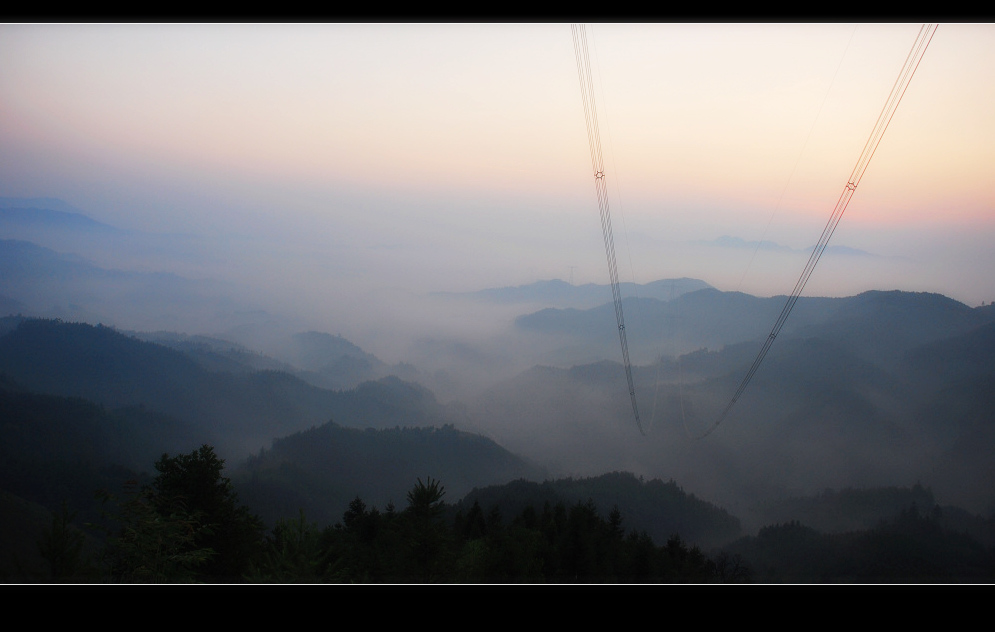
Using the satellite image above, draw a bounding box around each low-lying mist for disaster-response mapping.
[3,198,995,519]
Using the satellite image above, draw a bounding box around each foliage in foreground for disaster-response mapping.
[85,445,265,583]
[38,445,736,583]
[246,477,743,583]
[41,443,995,583]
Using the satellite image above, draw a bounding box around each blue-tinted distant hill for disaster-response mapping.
[0,199,253,327]
[288,330,422,390]
[0,319,466,458]
[128,330,297,375]
[0,200,123,234]
[899,319,995,505]
[0,197,90,214]
[0,239,257,331]
[905,319,995,387]
[515,288,995,369]
[138,328,421,392]
[476,289,995,514]
[788,290,992,368]
[0,239,104,281]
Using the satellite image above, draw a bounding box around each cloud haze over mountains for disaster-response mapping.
[2,196,994,516]
[1,24,994,581]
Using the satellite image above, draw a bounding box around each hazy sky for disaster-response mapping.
[2,23,993,306]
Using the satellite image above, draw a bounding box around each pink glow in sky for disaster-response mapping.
[1,23,993,306]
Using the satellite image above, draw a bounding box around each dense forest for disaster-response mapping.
[16,445,734,583]
[15,443,995,583]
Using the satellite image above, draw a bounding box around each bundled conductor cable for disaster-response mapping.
[698,24,938,439]
[571,24,644,435]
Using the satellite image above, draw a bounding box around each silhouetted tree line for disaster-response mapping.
[35,445,743,583]
[39,445,265,582]
[33,444,995,583]
[304,482,742,583]
[459,472,741,550]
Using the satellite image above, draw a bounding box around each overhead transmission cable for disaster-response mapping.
[697,23,938,439]
[572,23,644,435]
[590,30,639,296]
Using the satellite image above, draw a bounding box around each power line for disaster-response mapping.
[572,23,643,435]
[697,24,939,439]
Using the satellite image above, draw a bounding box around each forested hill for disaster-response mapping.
[475,289,995,515]
[233,421,545,527]
[0,318,463,458]
[515,288,994,368]
[458,472,741,549]
[0,378,202,527]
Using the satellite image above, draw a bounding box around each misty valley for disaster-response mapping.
[2,200,995,583]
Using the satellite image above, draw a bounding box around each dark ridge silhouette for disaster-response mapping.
[235,421,544,527]
[724,504,995,582]
[0,319,463,458]
[458,471,742,549]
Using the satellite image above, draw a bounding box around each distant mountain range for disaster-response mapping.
[0,318,465,459]
[0,197,93,214]
[433,277,713,309]
[514,287,993,369]
[0,317,548,544]
[1,297,994,578]
[475,288,995,514]
[0,202,123,234]
[0,238,246,330]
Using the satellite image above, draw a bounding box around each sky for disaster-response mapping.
[1,23,993,309]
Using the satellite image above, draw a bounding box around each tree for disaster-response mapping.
[406,477,445,519]
[94,481,214,583]
[149,445,264,581]
[402,477,452,581]
[37,501,88,581]
[249,510,324,583]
